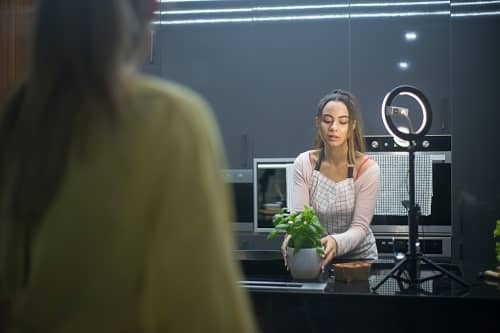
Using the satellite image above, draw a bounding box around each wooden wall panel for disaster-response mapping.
[0,2,36,324]
[0,0,36,101]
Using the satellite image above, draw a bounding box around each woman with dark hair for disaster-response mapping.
[283,90,380,269]
[0,1,256,332]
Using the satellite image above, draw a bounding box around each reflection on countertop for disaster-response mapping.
[236,250,500,299]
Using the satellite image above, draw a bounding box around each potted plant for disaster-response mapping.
[267,205,325,280]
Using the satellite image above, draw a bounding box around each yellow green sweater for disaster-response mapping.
[0,75,256,333]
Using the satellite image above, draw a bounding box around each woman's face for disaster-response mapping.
[316,100,351,149]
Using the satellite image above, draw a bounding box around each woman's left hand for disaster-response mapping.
[320,236,338,270]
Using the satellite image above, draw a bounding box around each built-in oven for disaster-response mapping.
[224,159,296,233]
[224,169,254,232]
[365,135,452,259]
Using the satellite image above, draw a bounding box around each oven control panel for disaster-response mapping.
[365,135,451,152]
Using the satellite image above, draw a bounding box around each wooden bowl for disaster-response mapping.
[333,261,371,282]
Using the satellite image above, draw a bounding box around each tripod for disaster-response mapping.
[372,143,470,292]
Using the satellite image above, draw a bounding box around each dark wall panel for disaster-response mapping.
[152,15,452,166]
[451,15,500,275]
[250,21,349,160]
[159,20,349,167]
[351,16,451,135]
[161,24,258,168]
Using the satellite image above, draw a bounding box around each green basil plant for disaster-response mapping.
[267,205,325,256]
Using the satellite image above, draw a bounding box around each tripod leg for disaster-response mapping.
[371,257,408,292]
[420,256,470,288]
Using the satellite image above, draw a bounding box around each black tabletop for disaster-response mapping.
[240,256,500,299]
[240,257,500,332]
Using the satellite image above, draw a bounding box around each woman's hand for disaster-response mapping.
[320,236,338,270]
[281,234,292,269]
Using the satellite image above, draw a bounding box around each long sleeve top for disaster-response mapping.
[0,75,256,333]
[292,150,380,257]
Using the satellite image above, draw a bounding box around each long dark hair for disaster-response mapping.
[0,0,152,225]
[313,89,366,165]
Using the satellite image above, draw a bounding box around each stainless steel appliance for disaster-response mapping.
[365,135,452,259]
[252,158,295,232]
[224,169,254,232]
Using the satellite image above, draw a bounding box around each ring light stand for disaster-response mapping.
[372,85,469,292]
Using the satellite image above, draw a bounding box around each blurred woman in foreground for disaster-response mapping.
[0,1,256,332]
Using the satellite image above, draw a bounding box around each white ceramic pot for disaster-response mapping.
[287,247,322,280]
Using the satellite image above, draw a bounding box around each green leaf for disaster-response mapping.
[272,215,282,227]
[496,242,500,263]
[294,236,304,253]
[267,230,280,240]
[302,207,312,220]
[275,223,289,230]
[494,222,500,238]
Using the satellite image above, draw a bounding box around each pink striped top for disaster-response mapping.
[292,150,380,257]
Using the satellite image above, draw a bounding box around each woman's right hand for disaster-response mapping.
[281,234,292,269]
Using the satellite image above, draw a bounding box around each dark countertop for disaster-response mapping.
[239,249,500,297]
[242,261,500,299]
[238,251,500,332]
